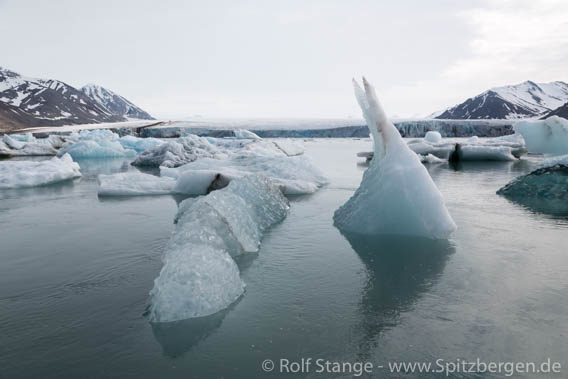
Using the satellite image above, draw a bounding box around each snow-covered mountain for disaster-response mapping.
[541,101,568,119]
[81,84,154,120]
[0,67,126,131]
[436,81,568,120]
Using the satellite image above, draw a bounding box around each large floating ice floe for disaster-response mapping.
[514,116,568,156]
[148,175,289,322]
[0,154,81,189]
[334,78,456,238]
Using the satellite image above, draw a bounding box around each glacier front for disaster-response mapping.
[334,78,456,239]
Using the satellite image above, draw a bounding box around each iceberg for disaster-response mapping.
[233,129,261,140]
[171,170,239,195]
[333,78,456,238]
[418,153,446,163]
[0,141,58,157]
[58,140,136,159]
[7,132,36,142]
[406,140,454,159]
[360,133,525,163]
[41,135,68,149]
[97,172,176,196]
[131,135,219,168]
[0,154,81,189]
[409,134,524,161]
[164,154,326,195]
[514,116,568,156]
[0,133,63,157]
[58,129,136,159]
[132,134,308,168]
[424,131,442,143]
[454,144,516,161]
[118,135,164,153]
[148,175,289,322]
[3,135,26,150]
[497,155,568,215]
[97,135,324,196]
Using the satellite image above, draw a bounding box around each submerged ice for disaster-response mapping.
[334,78,456,239]
[498,155,568,200]
[0,154,81,189]
[148,176,289,322]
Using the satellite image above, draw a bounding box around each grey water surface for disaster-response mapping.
[1,139,566,378]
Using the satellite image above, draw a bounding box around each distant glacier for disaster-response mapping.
[138,119,515,139]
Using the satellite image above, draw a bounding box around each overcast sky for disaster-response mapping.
[1,0,567,119]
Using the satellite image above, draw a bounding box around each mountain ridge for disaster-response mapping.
[80,84,154,121]
[435,80,568,120]
[0,67,153,132]
[541,101,568,119]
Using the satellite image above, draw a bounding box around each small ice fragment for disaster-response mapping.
[424,131,442,143]
[233,129,261,140]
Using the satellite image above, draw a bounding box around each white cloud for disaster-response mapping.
[1,0,566,118]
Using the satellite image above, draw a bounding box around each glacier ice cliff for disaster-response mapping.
[138,120,515,139]
[334,78,456,238]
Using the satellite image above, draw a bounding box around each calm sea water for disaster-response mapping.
[1,139,567,379]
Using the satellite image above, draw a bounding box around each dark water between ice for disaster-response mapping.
[1,139,567,378]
